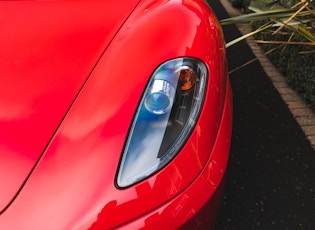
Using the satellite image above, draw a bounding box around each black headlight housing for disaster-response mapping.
[116,57,208,188]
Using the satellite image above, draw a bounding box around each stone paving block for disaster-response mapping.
[268,74,286,82]
[259,60,273,67]
[277,87,299,95]
[254,52,266,58]
[286,100,306,109]
[273,81,289,88]
[296,117,315,126]
[307,135,315,148]
[302,126,315,136]
[281,94,303,102]
[292,108,315,117]
[262,65,277,71]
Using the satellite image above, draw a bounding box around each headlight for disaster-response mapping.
[116,58,207,188]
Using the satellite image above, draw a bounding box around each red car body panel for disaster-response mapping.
[0,0,140,212]
[0,0,231,229]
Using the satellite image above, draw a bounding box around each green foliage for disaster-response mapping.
[286,52,315,106]
[221,0,315,108]
[252,21,315,108]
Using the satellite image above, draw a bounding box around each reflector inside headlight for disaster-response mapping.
[116,58,207,188]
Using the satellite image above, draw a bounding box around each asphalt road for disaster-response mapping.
[206,0,315,229]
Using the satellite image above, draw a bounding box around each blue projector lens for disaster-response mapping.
[144,79,175,115]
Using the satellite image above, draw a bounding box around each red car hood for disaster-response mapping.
[0,0,139,212]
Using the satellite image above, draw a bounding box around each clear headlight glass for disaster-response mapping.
[116,58,207,188]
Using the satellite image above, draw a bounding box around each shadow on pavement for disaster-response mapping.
[207,0,315,229]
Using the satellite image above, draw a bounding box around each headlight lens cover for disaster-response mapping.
[116,58,207,188]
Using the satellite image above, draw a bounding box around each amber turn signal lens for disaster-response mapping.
[178,68,196,91]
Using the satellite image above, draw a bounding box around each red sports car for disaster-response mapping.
[0,0,232,229]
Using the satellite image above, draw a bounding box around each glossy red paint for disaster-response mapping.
[0,0,140,212]
[0,0,231,229]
